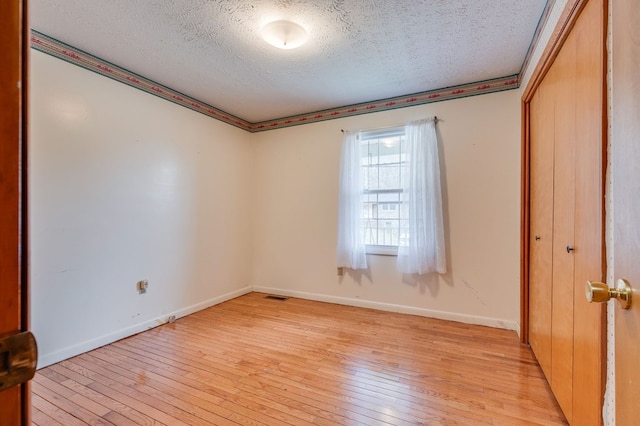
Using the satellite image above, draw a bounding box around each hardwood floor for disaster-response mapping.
[31,292,566,425]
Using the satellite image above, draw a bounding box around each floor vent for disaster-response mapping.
[264,295,289,301]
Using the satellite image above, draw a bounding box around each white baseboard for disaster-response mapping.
[36,286,252,369]
[252,286,520,334]
[37,285,520,368]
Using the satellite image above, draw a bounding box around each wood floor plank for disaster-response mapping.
[33,374,112,418]
[31,393,90,426]
[47,365,172,425]
[31,408,64,426]
[32,292,566,425]
[65,356,209,426]
[79,352,246,426]
[93,347,271,426]
[31,380,114,426]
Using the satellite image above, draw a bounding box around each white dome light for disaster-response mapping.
[261,20,309,50]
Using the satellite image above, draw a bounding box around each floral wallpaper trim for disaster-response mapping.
[31,30,519,133]
[250,76,519,131]
[31,30,252,131]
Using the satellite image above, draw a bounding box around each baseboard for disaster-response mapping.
[252,286,520,334]
[36,286,252,369]
[37,285,520,368]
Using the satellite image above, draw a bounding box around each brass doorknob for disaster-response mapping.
[585,279,632,309]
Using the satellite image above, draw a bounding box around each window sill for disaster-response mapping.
[366,245,398,256]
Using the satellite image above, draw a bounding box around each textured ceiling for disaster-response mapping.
[31,0,549,124]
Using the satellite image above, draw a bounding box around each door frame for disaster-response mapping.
[521,0,591,343]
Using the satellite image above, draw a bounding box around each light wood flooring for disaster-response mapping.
[31,292,567,425]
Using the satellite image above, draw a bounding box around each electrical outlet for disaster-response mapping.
[168,315,176,323]
[136,280,148,294]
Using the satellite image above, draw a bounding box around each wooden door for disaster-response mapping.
[526,0,605,423]
[0,0,29,424]
[611,0,640,423]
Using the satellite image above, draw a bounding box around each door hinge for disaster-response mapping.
[0,331,37,391]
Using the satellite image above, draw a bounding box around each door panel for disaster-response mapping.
[550,29,577,421]
[611,0,640,423]
[528,82,555,380]
[572,0,606,422]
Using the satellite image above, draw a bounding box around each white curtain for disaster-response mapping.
[397,118,446,274]
[336,131,368,270]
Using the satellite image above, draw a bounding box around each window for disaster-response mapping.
[336,118,446,274]
[360,127,406,254]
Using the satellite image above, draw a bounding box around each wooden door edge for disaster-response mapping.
[520,101,531,343]
[598,0,609,413]
[20,0,30,424]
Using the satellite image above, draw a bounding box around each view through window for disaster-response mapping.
[360,127,407,251]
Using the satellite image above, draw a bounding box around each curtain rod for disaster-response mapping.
[341,116,438,133]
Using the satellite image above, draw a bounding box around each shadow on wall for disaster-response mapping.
[402,272,451,298]
[340,268,373,285]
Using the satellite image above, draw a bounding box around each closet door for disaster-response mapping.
[526,0,605,423]
[529,35,578,420]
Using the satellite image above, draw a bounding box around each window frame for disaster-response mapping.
[359,126,406,256]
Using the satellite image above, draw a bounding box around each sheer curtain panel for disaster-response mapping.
[336,131,368,270]
[396,118,446,274]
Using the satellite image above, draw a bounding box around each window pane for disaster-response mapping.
[361,139,379,191]
[360,129,407,248]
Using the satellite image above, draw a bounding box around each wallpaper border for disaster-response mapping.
[31,26,538,132]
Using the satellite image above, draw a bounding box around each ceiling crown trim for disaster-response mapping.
[31,30,520,133]
[31,30,252,131]
[250,75,519,131]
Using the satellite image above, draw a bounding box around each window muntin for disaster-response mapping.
[360,127,407,253]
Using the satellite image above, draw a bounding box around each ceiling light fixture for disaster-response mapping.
[261,20,308,50]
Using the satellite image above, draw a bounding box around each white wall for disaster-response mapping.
[31,46,522,369]
[30,50,254,367]
[251,90,522,330]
